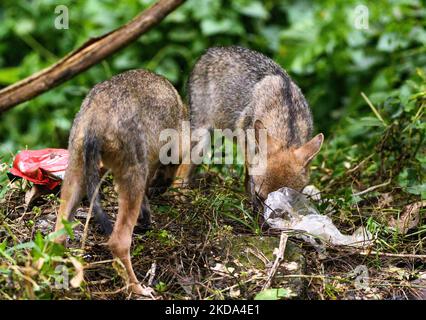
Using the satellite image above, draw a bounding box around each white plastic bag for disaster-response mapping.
[263,187,372,247]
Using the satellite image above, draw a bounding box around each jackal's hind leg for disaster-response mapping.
[108,167,150,296]
[54,155,85,243]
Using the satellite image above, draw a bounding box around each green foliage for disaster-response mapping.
[0,0,425,300]
[0,221,82,299]
[146,228,177,246]
[155,281,168,293]
[312,70,425,200]
[1,0,424,161]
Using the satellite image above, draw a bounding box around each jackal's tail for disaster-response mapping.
[83,131,113,235]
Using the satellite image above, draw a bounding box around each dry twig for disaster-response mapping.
[262,232,288,290]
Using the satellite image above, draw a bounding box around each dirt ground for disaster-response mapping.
[0,172,425,300]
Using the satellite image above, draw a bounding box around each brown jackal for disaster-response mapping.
[177,46,323,207]
[54,69,186,295]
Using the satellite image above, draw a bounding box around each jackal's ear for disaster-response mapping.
[294,133,324,167]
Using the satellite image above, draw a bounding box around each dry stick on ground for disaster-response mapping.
[356,250,426,260]
[146,262,157,287]
[352,179,391,197]
[0,0,185,113]
[330,245,426,261]
[262,232,288,290]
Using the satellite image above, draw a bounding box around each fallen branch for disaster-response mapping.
[0,0,185,113]
[262,232,288,290]
[357,250,426,260]
[334,246,426,261]
[352,179,391,197]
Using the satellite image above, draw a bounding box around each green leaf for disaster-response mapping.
[254,288,294,300]
[14,19,35,35]
[358,116,385,127]
[377,33,408,52]
[234,1,269,20]
[0,67,21,85]
[5,241,36,255]
[200,18,243,36]
[406,184,426,196]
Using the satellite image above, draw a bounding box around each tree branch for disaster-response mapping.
[0,0,185,113]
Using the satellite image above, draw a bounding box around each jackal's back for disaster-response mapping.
[188,46,313,147]
[70,69,185,160]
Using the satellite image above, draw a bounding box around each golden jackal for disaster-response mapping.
[54,69,186,295]
[177,46,323,207]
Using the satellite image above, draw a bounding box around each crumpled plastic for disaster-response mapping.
[263,187,372,247]
[9,148,69,190]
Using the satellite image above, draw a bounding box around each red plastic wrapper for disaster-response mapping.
[9,148,69,190]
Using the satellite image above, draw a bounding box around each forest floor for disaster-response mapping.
[0,169,425,300]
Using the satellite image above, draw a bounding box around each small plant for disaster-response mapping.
[155,281,168,293]
[146,229,177,246]
[0,220,84,299]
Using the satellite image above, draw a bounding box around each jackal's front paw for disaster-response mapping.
[167,184,191,202]
[130,283,155,298]
[172,191,191,203]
